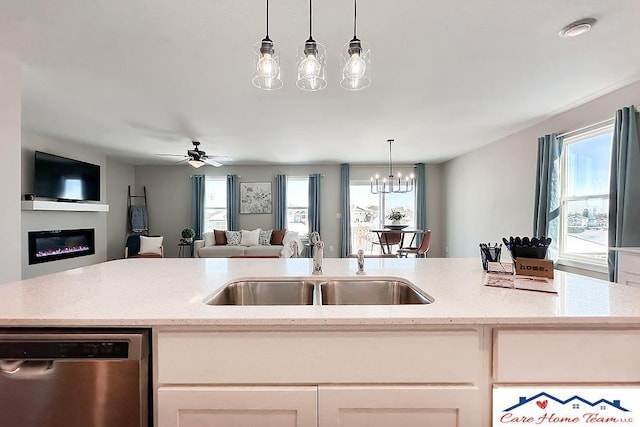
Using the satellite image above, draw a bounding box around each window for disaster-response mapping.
[205,177,227,232]
[349,181,416,254]
[559,123,613,266]
[287,177,309,237]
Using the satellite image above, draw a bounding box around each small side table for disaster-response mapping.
[178,242,193,258]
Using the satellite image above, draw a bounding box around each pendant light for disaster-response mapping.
[370,139,415,194]
[252,0,283,90]
[296,0,326,91]
[340,0,371,90]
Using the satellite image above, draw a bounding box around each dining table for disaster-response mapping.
[370,228,424,255]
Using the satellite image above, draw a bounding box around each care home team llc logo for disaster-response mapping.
[493,388,640,426]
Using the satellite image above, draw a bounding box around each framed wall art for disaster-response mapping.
[240,181,272,214]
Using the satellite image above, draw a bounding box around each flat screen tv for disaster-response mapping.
[34,151,101,202]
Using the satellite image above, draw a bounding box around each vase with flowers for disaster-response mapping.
[386,209,405,225]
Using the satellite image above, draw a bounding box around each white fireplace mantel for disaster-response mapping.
[21,200,109,212]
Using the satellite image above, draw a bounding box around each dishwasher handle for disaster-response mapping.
[0,360,54,377]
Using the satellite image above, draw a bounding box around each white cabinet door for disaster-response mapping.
[158,386,317,427]
[618,252,640,287]
[318,386,482,427]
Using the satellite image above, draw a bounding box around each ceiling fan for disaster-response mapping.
[156,141,232,168]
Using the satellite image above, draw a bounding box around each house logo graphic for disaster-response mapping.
[493,387,640,426]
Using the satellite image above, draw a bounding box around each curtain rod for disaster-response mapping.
[558,104,638,138]
[557,117,614,139]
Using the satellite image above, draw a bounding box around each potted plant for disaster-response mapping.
[181,227,196,244]
[386,209,405,225]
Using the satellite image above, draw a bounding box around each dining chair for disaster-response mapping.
[371,232,402,255]
[397,230,431,258]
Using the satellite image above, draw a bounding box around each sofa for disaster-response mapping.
[193,229,303,258]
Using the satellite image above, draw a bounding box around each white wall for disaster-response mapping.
[135,163,445,258]
[106,159,136,260]
[134,164,342,258]
[21,132,111,278]
[443,80,640,266]
[0,52,22,284]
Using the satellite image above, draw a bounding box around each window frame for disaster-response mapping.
[204,176,227,232]
[286,176,310,237]
[557,121,613,271]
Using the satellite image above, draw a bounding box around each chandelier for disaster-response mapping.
[370,139,415,194]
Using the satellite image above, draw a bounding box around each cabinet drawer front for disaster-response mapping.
[494,329,640,382]
[157,386,317,427]
[318,386,482,427]
[157,330,482,384]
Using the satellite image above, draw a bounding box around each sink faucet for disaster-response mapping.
[356,249,365,275]
[312,240,324,275]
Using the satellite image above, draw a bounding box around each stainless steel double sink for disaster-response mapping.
[203,277,434,306]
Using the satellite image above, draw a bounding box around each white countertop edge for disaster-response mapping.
[2,316,639,327]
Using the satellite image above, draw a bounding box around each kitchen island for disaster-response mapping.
[1,257,639,427]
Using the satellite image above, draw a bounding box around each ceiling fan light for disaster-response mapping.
[188,159,205,168]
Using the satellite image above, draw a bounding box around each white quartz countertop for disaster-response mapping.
[1,258,639,327]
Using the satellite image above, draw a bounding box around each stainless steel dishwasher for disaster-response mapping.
[0,329,149,427]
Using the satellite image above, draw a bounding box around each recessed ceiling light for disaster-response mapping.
[559,18,597,38]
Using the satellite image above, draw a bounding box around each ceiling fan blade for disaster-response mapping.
[203,158,222,167]
[155,153,188,158]
[208,156,233,162]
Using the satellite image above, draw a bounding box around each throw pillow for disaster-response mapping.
[271,229,286,245]
[139,235,163,255]
[225,230,242,246]
[259,229,273,245]
[214,229,227,245]
[240,229,261,246]
[203,232,215,247]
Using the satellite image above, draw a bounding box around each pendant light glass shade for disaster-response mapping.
[296,39,327,91]
[252,38,283,90]
[341,0,370,90]
[297,0,326,91]
[252,0,283,90]
[340,38,371,90]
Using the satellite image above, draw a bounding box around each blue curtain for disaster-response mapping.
[309,174,321,236]
[190,175,205,240]
[608,106,640,281]
[274,175,287,230]
[414,163,427,241]
[339,164,351,257]
[533,133,563,260]
[226,174,240,231]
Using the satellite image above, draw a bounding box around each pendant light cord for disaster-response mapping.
[309,0,313,39]
[353,0,357,38]
[266,0,269,38]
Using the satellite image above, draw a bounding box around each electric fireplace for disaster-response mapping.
[28,229,95,265]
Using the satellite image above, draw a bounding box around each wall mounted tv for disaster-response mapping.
[34,151,101,202]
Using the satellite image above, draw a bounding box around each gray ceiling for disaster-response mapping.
[1,0,639,166]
